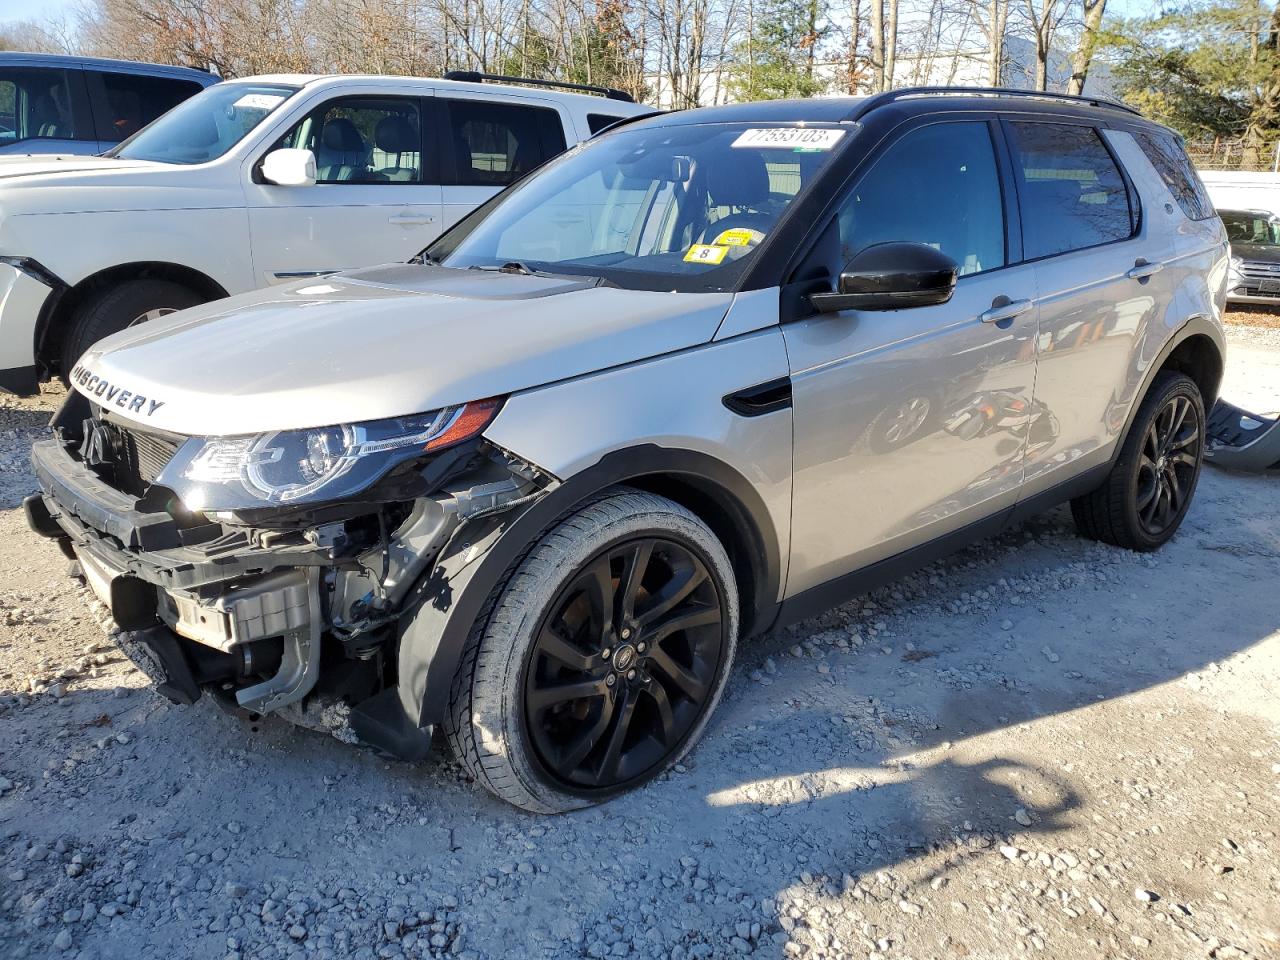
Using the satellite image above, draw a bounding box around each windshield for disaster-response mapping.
[109,82,298,164]
[1222,210,1280,247]
[429,122,850,292]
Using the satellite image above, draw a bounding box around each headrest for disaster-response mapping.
[321,118,365,152]
[708,158,770,208]
[374,115,417,154]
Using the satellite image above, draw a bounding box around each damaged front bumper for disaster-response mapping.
[26,434,554,746]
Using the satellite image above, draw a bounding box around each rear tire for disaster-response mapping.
[1071,371,1204,551]
[62,279,204,377]
[444,489,738,813]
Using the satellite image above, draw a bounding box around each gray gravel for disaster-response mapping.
[1,329,1278,960]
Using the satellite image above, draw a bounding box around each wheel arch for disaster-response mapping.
[1115,315,1225,455]
[1157,331,1223,409]
[35,262,229,377]
[375,444,783,747]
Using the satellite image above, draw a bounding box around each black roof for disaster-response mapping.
[636,86,1147,129]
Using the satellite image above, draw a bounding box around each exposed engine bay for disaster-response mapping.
[26,387,556,756]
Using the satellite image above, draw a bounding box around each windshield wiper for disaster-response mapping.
[464,261,536,275]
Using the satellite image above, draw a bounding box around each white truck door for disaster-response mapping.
[245,93,443,285]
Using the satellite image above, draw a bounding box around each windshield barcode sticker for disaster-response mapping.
[732,128,845,150]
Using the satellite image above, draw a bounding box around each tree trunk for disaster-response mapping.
[869,0,884,92]
[987,0,1006,85]
[1066,0,1106,95]
[884,0,898,89]
[848,0,862,93]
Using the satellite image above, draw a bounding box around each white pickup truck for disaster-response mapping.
[0,70,647,394]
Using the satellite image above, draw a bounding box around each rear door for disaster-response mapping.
[437,95,570,231]
[783,118,1040,595]
[244,93,443,285]
[1008,119,1182,497]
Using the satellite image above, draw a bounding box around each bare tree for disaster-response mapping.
[1021,0,1067,90]
[1065,0,1105,94]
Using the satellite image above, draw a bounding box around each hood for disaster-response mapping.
[0,153,163,183]
[1230,242,1280,264]
[74,264,735,436]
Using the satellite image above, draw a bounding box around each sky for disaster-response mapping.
[0,0,1173,30]
[1,0,78,27]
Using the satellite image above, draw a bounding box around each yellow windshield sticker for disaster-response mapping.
[684,244,729,265]
[713,228,764,247]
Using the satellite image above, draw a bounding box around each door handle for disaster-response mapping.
[388,213,436,226]
[979,297,1034,324]
[1126,259,1163,281]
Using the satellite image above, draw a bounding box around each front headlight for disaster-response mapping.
[160,398,503,511]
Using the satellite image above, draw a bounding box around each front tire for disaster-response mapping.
[62,279,204,376]
[444,489,738,813]
[1071,371,1205,551]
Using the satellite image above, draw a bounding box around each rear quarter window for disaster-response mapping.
[587,113,626,134]
[1132,128,1216,221]
[1007,121,1136,260]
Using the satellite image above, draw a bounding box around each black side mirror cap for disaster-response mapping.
[810,241,959,313]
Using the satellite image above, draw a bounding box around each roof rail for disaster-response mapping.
[849,86,1143,120]
[442,70,636,103]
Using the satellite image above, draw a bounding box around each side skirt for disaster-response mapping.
[769,461,1111,633]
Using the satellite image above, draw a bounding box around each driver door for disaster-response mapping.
[245,94,443,285]
[783,118,1040,595]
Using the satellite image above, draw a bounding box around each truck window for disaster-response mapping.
[0,68,85,145]
[442,99,568,186]
[587,113,626,134]
[277,96,425,184]
[94,71,206,142]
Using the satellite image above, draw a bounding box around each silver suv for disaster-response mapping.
[28,88,1227,813]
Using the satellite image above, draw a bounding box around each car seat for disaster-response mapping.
[316,118,369,182]
[695,157,777,247]
[372,115,419,182]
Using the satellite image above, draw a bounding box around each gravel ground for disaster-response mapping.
[2,328,1279,960]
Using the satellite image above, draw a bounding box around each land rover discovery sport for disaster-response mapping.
[28,88,1227,812]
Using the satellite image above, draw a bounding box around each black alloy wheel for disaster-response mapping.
[523,536,726,791]
[1135,393,1202,537]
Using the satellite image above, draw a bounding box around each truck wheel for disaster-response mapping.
[444,489,738,813]
[1071,371,1204,551]
[62,279,204,376]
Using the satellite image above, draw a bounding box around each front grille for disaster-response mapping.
[117,426,182,489]
[87,414,183,497]
[1238,259,1280,280]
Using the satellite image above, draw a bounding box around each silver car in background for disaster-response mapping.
[28,88,1227,812]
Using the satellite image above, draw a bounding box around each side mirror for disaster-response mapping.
[260,148,316,186]
[810,241,959,313]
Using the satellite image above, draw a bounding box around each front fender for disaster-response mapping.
[382,443,786,742]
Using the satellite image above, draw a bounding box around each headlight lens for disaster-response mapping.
[164,399,502,510]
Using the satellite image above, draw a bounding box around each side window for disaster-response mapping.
[443,100,568,186]
[1007,122,1135,259]
[587,113,625,134]
[0,68,83,144]
[280,97,423,184]
[833,121,1006,278]
[95,73,204,142]
[1132,128,1215,221]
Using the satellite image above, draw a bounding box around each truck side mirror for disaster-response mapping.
[261,148,317,186]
